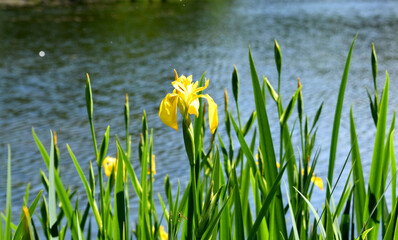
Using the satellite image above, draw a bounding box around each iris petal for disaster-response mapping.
[203,94,218,134]
[188,98,200,117]
[159,93,179,131]
[311,176,324,191]
[194,79,209,93]
[103,156,116,177]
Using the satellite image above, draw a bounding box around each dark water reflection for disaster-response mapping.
[1,0,398,224]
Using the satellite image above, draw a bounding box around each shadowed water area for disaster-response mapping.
[1,0,398,225]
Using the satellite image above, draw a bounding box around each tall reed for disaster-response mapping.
[1,36,397,240]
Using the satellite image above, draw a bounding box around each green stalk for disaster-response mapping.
[274,39,282,96]
[85,74,106,239]
[85,74,98,161]
[97,165,105,239]
[5,145,11,240]
[182,119,199,239]
[124,93,130,240]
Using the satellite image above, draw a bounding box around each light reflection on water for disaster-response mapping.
[1,0,398,225]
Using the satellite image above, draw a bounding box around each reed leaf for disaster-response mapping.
[247,163,287,240]
[295,187,326,239]
[364,71,390,239]
[5,145,12,240]
[13,190,43,239]
[114,140,126,240]
[326,35,357,200]
[233,173,245,240]
[67,144,102,232]
[249,46,287,239]
[350,106,366,234]
[384,200,398,240]
[49,131,58,239]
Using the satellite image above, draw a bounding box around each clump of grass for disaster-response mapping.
[1,36,397,240]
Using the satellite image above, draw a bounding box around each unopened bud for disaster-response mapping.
[53,131,57,145]
[224,89,229,113]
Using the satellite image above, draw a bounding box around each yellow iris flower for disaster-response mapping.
[102,156,125,181]
[159,69,218,134]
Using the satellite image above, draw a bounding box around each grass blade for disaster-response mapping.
[284,181,299,240]
[67,144,102,232]
[364,72,390,239]
[326,35,357,200]
[247,163,287,240]
[49,131,58,239]
[295,187,326,239]
[5,145,12,240]
[249,47,287,239]
[22,206,35,239]
[114,140,126,240]
[233,170,245,240]
[32,128,50,166]
[350,106,366,234]
[13,190,43,239]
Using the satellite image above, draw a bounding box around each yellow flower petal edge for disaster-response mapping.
[203,94,218,134]
[159,93,179,131]
[159,69,218,133]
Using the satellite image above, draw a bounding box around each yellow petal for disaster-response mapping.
[159,93,179,131]
[103,156,116,177]
[203,94,218,134]
[160,225,168,240]
[311,176,324,191]
[147,155,156,175]
[193,79,209,93]
[301,167,313,175]
[188,98,200,117]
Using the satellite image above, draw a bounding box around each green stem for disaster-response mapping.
[98,165,106,239]
[89,120,99,161]
[187,164,196,240]
[182,119,199,239]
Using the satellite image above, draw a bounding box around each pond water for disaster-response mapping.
[1,0,398,226]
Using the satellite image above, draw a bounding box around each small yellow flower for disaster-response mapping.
[255,153,323,191]
[310,176,324,191]
[159,69,218,134]
[102,156,125,181]
[147,155,156,175]
[103,156,116,177]
[301,168,324,191]
[152,225,168,240]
